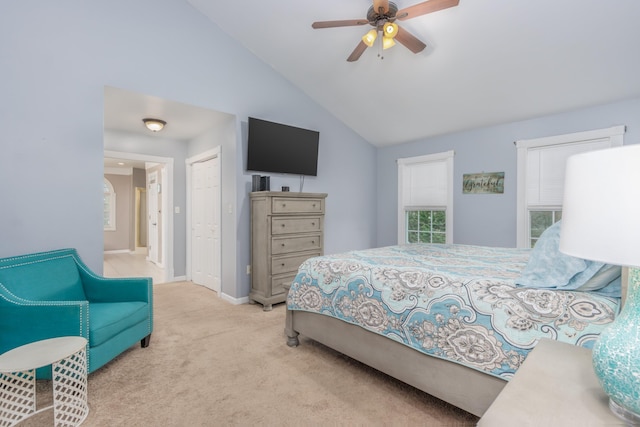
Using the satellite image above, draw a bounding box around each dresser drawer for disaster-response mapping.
[272,234,321,255]
[271,273,297,296]
[272,216,322,235]
[272,253,319,276]
[272,197,324,214]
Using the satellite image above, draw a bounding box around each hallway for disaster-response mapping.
[103,251,165,284]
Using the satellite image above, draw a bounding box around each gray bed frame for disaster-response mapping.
[285,268,628,418]
[285,308,505,417]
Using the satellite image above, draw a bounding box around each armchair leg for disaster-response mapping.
[141,334,151,348]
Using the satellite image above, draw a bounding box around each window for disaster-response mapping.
[104,178,116,231]
[516,126,625,248]
[406,210,446,243]
[529,209,562,247]
[397,151,454,244]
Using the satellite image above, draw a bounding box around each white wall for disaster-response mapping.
[0,0,376,300]
[376,97,640,248]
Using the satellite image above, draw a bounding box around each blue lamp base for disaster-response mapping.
[609,399,640,425]
[592,267,640,425]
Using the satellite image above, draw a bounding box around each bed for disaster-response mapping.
[284,223,623,417]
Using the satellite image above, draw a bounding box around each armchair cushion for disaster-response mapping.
[89,302,149,346]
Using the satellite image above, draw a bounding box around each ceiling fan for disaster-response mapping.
[312,0,459,62]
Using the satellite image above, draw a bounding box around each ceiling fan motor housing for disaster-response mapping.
[367,1,398,27]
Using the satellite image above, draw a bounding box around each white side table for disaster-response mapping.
[479,338,626,426]
[0,337,89,427]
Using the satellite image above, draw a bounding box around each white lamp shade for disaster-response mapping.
[559,144,640,267]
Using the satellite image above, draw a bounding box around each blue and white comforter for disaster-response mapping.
[286,244,619,380]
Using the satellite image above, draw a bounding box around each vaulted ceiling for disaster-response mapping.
[186,0,640,147]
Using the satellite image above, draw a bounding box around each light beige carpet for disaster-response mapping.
[27,282,479,426]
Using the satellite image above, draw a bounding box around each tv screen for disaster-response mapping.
[247,117,319,176]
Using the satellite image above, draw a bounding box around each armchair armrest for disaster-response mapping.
[76,261,152,303]
[81,274,152,303]
[0,284,89,354]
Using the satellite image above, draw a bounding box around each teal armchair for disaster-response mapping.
[0,248,153,378]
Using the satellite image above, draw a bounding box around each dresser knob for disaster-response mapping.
[281,243,286,247]
[311,222,315,226]
[281,224,286,227]
[281,263,285,267]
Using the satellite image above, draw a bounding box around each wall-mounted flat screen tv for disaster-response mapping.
[247,117,319,176]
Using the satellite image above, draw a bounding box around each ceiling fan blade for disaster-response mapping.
[312,19,369,29]
[396,0,459,21]
[347,40,368,62]
[373,0,390,14]
[395,26,427,53]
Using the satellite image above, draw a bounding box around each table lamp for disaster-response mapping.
[559,143,640,424]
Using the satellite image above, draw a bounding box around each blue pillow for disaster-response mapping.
[578,264,621,295]
[515,221,618,294]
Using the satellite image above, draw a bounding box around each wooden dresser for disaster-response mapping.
[249,192,327,311]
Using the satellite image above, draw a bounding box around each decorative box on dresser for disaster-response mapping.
[250,191,327,311]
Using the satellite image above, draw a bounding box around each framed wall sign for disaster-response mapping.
[463,172,504,194]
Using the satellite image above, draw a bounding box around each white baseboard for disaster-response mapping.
[103,249,132,254]
[221,293,250,305]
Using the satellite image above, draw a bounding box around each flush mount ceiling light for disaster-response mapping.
[142,118,166,132]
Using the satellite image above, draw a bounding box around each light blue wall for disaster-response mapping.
[0,0,376,299]
[376,97,640,248]
[5,0,638,300]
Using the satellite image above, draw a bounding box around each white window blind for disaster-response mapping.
[402,160,448,207]
[516,125,625,247]
[526,138,616,206]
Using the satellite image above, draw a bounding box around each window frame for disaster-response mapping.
[515,125,625,248]
[397,150,454,244]
[103,178,116,231]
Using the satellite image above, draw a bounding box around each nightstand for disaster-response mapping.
[478,338,625,426]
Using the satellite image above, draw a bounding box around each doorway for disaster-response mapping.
[104,150,173,283]
[104,86,235,290]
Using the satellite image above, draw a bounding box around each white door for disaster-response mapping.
[191,157,221,292]
[147,171,160,265]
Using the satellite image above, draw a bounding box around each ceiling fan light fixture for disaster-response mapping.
[383,22,398,38]
[143,118,166,132]
[362,29,378,47]
[382,36,396,50]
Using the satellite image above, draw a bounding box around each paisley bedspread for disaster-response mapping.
[286,244,620,380]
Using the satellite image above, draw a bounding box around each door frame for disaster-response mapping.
[105,150,174,282]
[185,146,222,294]
[147,169,161,266]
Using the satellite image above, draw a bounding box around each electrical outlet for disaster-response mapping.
[246,265,251,275]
